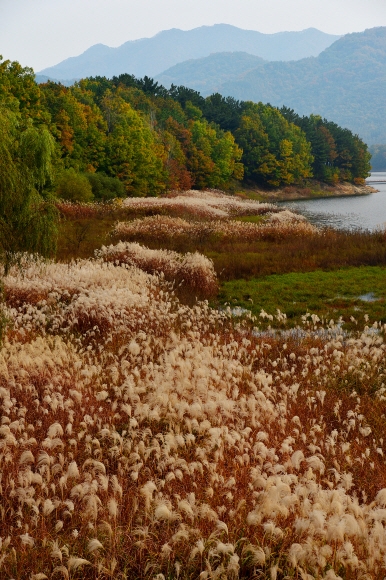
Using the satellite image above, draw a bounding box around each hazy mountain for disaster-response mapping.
[156,27,386,145]
[369,145,386,170]
[37,24,340,81]
[35,75,79,87]
[156,52,265,95]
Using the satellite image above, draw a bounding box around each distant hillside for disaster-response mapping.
[369,145,386,170]
[156,52,265,95]
[37,24,340,81]
[35,75,79,87]
[156,27,386,145]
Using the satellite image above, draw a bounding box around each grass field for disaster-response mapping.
[2,193,386,579]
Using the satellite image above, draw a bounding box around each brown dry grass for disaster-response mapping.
[0,257,386,579]
[1,192,385,579]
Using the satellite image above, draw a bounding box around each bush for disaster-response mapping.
[86,171,126,201]
[56,168,94,202]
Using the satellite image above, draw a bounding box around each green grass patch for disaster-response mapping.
[217,266,386,328]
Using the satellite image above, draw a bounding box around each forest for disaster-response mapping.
[0,56,371,203]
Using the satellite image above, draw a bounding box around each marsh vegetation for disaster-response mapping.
[1,190,386,579]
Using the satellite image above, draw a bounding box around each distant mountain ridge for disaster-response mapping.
[156,27,386,145]
[37,24,340,80]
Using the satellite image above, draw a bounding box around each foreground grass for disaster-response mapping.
[2,255,386,579]
[2,194,386,578]
[218,266,386,328]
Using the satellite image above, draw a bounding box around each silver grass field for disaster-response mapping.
[0,192,386,579]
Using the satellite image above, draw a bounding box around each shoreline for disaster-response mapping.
[232,181,378,203]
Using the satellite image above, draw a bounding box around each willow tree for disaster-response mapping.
[0,107,59,273]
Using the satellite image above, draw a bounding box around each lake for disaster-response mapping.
[278,172,386,231]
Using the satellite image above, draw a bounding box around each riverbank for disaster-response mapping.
[232,180,377,202]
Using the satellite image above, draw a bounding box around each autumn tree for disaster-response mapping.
[162,118,193,190]
[280,108,371,182]
[236,103,312,186]
[100,92,166,196]
[40,81,107,172]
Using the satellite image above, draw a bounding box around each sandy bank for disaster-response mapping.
[234,181,378,202]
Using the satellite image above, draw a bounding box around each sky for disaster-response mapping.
[1,0,386,72]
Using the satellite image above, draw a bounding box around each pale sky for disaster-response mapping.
[1,0,386,71]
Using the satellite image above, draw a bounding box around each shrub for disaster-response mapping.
[56,168,94,202]
[85,171,125,201]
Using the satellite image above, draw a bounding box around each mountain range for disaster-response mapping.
[36,24,340,81]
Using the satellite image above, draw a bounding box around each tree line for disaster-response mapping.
[2,58,372,201]
[1,58,372,199]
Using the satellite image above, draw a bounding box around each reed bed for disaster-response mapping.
[56,201,120,220]
[122,190,278,220]
[97,242,218,300]
[112,212,316,246]
[55,192,386,276]
[57,189,276,222]
[0,255,386,579]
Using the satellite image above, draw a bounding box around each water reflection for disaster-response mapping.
[278,172,386,231]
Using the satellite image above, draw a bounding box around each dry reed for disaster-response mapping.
[0,255,385,579]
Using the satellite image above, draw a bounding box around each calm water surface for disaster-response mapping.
[278,172,386,231]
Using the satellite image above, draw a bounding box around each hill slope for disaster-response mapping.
[156,52,265,95]
[156,27,386,145]
[37,24,340,80]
